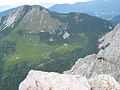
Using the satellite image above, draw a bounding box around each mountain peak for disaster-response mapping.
[0,5,50,31]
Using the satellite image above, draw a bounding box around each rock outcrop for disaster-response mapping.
[19,70,120,90]
[64,24,120,82]
[19,70,90,90]
[89,74,120,90]
[0,5,30,30]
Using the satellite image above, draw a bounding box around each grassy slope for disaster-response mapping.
[2,28,82,78]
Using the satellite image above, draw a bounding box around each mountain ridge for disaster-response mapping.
[49,0,120,18]
[111,15,120,24]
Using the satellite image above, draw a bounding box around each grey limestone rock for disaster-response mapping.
[65,24,120,82]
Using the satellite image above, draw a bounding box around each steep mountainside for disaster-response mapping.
[0,5,114,90]
[49,0,120,18]
[111,15,120,24]
[65,24,120,82]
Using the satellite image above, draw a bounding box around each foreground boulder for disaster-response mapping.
[88,75,120,90]
[19,70,120,90]
[19,70,90,90]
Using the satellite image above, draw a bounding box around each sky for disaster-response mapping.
[0,0,92,12]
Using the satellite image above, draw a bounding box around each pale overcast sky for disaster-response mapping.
[0,0,92,12]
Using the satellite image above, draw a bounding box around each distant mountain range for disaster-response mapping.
[1,0,120,19]
[49,0,120,19]
[0,5,114,90]
[111,15,120,24]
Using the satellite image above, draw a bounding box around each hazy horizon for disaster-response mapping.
[0,0,92,12]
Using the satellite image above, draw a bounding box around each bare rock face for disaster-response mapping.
[64,54,119,79]
[88,75,120,90]
[19,70,90,90]
[0,5,30,30]
[98,24,120,64]
[19,70,120,90]
[64,24,120,82]
[0,17,3,25]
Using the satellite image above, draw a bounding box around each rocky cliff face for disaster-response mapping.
[64,24,120,82]
[0,5,30,30]
[88,74,120,90]
[19,70,120,90]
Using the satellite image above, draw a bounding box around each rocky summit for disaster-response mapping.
[19,70,120,90]
[64,24,120,82]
